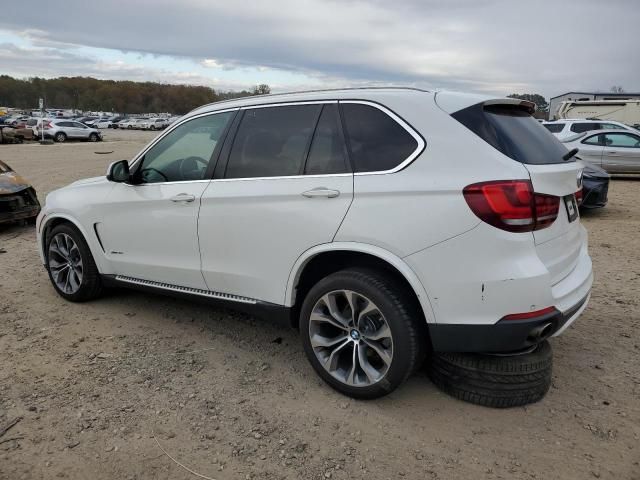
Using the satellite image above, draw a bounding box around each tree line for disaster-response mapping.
[0,75,271,114]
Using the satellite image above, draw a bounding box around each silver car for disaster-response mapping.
[563,129,640,173]
[38,119,103,143]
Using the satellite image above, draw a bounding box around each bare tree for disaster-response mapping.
[610,85,625,93]
[252,84,271,95]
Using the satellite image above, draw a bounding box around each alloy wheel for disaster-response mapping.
[48,233,83,294]
[309,290,393,387]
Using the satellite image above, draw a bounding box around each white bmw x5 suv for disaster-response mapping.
[37,88,592,400]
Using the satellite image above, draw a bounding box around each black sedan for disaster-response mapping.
[579,160,609,209]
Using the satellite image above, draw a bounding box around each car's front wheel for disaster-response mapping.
[46,224,103,302]
[300,269,425,399]
[54,132,66,143]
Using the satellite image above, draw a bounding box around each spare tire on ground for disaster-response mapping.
[428,341,552,408]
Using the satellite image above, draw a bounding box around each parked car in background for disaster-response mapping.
[543,119,639,140]
[139,118,169,130]
[577,159,609,209]
[36,88,592,403]
[0,159,41,225]
[37,119,103,143]
[93,118,113,129]
[563,129,640,173]
[118,118,143,129]
[108,116,127,128]
[0,125,34,143]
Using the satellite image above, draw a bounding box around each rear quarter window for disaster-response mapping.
[341,103,420,173]
[543,123,564,133]
[452,103,571,165]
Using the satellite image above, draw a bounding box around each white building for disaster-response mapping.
[549,91,640,119]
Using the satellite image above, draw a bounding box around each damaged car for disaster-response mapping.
[0,160,41,225]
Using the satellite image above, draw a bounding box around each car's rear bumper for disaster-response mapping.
[429,293,589,352]
[404,221,593,353]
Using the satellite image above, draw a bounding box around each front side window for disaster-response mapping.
[582,134,603,146]
[342,103,419,172]
[604,133,640,148]
[73,122,87,129]
[225,104,321,179]
[136,112,234,183]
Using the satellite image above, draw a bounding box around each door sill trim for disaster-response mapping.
[114,275,257,305]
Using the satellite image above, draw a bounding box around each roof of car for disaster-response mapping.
[544,119,624,124]
[189,87,433,115]
[186,87,529,118]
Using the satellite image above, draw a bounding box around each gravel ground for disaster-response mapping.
[1,130,639,480]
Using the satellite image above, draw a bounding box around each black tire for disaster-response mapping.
[300,268,426,399]
[54,132,66,143]
[45,223,103,302]
[428,341,552,408]
[150,125,156,130]
[89,133,100,142]
[127,125,133,129]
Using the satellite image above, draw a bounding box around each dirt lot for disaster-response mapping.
[1,130,639,480]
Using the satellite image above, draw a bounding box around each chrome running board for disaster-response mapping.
[114,275,257,305]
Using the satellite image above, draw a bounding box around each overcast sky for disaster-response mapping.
[1,0,639,98]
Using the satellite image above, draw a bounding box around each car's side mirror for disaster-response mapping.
[106,160,130,182]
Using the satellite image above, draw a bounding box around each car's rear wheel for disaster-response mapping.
[300,269,425,399]
[88,133,99,142]
[54,132,66,143]
[427,341,553,408]
[150,125,156,130]
[46,224,103,302]
[127,125,133,129]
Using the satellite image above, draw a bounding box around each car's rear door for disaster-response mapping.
[197,102,353,305]
[601,132,640,173]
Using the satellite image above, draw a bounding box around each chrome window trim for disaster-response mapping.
[125,98,426,184]
[339,100,426,176]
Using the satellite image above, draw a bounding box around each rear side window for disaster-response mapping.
[341,103,419,172]
[226,105,321,178]
[543,123,564,133]
[304,105,348,175]
[452,104,570,164]
[570,123,599,133]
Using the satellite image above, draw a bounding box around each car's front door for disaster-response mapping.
[98,110,236,288]
[578,133,605,166]
[198,103,354,304]
[601,132,640,173]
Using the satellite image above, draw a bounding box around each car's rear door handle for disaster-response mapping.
[302,188,340,198]
[170,193,196,203]
[606,151,620,155]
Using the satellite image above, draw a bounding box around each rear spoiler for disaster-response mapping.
[434,91,536,115]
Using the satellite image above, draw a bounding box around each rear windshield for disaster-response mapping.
[452,103,571,164]
[543,123,564,133]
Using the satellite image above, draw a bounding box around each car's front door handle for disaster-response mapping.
[170,193,196,203]
[605,151,620,156]
[302,188,340,198]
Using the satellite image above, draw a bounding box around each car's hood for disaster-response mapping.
[68,176,107,187]
[0,171,32,194]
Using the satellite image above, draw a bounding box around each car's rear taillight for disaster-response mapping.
[463,180,560,233]
[44,121,51,130]
[575,189,583,206]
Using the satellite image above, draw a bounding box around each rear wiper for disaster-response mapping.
[563,148,579,161]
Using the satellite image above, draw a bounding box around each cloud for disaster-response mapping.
[1,0,639,97]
